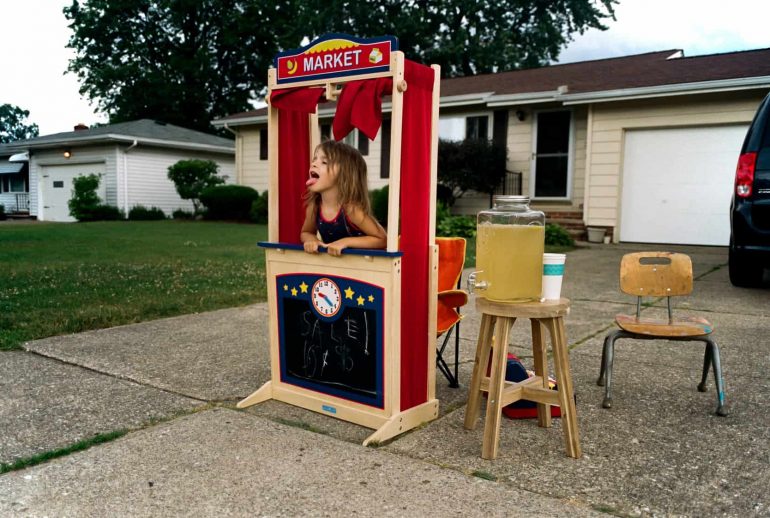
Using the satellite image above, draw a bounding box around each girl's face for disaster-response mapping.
[306,149,338,193]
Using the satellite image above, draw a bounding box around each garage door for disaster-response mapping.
[620,125,748,245]
[40,163,106,222]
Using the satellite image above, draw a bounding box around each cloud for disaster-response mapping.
[558,0,770,63]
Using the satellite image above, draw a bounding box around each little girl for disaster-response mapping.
[301,140,386,256]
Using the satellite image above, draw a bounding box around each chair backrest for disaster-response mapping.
[436,237,467,291]
[619,252,693,297]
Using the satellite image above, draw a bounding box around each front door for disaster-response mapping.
[531,110,572,200]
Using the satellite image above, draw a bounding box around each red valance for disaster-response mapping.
[333,78,393,141]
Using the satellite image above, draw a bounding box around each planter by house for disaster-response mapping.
[587,227,606,243]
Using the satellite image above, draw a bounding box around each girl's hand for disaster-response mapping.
[325,239,349,256]
[303,240,323,253]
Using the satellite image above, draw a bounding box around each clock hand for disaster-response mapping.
[318,292,334,308]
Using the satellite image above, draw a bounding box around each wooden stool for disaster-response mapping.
[464,297,581,459]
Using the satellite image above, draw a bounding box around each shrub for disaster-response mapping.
[172,209,194,220]
[167,159,225,215]
[438,138,507,206]
[68,174,102,221]
[249,190,268,224]
[545,223,575,247]
[200,184,260,220]
[128,205,167,220]
[0,204,5,220]
[369,185,389,227]
[436,202,476,238]
[91,204,124,221]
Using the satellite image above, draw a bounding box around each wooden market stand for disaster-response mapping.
[237,34,441,445]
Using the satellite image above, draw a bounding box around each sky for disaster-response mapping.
[1,0,769,136]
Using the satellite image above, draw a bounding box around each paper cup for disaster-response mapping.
[542,253,566,301]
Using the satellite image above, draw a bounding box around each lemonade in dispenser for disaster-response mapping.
[468,195,545,302]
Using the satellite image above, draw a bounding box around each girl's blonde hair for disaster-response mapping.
[306,139,372,215]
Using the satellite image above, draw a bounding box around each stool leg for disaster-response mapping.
[531,319,552,428]
[544,317,581,459]
[464,314,495,431]
[482,316,514,460]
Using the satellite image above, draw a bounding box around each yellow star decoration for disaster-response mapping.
[344,286,355,300]
[368,295,374,303]
[291,287,298,296]
[299,281,308,293]
[283,284,288,291]
[356,295,365,306]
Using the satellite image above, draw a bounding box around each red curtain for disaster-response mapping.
[270,87,325,243]
[399,60,435,411]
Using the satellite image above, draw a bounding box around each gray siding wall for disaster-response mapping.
[122,146,235,215]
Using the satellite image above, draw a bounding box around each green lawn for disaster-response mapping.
[0,221,267,350]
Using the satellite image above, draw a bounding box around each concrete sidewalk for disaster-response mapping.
[2,243,769,516]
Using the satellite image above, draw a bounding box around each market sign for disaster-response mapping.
[275,33,398,84]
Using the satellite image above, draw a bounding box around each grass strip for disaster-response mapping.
[0,221,268,350]
[0,429,128,474]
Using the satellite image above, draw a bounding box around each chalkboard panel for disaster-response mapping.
[277,273,384,408]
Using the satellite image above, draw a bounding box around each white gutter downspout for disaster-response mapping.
[223,123,240,184]
[123,140,138,213]
[582,105,594,231]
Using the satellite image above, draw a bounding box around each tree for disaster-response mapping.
[65,1,616,131]
[298,0,617,76]
[437,138,507,205]
[64,0,303,132]
[0,104,39,143]
[167,159,226,215]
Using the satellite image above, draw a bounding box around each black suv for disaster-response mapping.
[729,91,770,287]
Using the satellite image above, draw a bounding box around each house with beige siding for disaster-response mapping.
[4,120,235,222]
[214,47,770,246]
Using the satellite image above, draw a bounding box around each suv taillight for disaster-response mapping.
[735,152,757,198]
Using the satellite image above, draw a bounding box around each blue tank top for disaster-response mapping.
[316,205,365,243]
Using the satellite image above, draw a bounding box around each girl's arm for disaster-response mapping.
[300,203,323,253]
[325,205,387,256]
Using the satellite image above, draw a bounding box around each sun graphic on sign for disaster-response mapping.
[286,59,298,75]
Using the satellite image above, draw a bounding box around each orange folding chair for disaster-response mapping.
[436,237,469,387]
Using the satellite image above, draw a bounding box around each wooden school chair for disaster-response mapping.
[597,252,727,416]
[435,237,469,388]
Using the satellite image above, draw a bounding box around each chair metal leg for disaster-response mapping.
[706,338,728,417]
[437,327,460,388]
[597,332,613,387]
[697,341,712,393]
[600,329,631,409]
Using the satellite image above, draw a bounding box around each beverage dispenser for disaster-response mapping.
[468,195,545,302]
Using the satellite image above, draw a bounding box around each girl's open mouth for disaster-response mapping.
[306,172,319,186]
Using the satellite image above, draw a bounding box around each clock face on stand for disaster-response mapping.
[311,277,342,317]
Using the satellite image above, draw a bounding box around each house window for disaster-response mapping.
[319,124,368,155]
[260,129,268,160]
[380,119,391,179]
[357,130,369,156]
[438,114,491,142]
[466,116,488,140]
[1,174,26,193]
[532,110,572,199]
